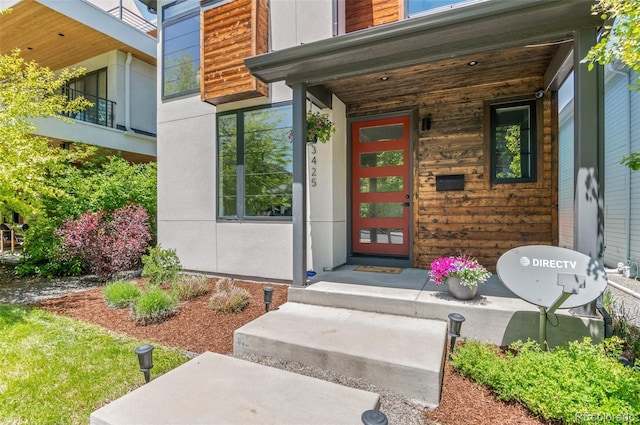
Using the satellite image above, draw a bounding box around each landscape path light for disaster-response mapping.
[263,287,274,313]
[447,313,465,359]
[135,344,154,383]
[361,409,388,425]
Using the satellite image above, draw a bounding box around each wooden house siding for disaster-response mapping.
[201,0,268,105]
[345,0,400,33]
[348,77,558,272]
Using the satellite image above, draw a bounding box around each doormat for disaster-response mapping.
[353,265,403,274]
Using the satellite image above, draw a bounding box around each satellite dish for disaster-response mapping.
[497,245,607,309]
[497,245,608,349]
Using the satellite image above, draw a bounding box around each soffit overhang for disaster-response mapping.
[0,0,156,71]
[245,0,600,88]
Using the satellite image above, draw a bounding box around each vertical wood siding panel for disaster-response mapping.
[201,0,268,104]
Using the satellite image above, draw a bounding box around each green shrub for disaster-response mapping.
[17,157,157,278]
[451,338,640,424]
[142,245,182,286]
[603,289,640,363]
[131,287,177,325]
[103,280,142,308]
[209,279,250,313]
[172,274,210,301]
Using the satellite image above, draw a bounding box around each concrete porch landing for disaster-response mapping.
[90,352,380,425]
[295,265,604,347]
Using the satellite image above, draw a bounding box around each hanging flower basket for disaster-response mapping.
[306,112,335,143]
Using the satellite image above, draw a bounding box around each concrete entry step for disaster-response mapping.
[234,302,447,407]
[90,352,380,425]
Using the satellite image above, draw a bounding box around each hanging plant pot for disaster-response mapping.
[307,135,318,144]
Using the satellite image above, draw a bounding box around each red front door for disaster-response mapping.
[351,115,411,256]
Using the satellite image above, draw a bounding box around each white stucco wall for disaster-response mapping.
[156,0,340,281]
[42,50,157,155]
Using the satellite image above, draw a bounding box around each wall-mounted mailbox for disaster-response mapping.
[436,174,464,191]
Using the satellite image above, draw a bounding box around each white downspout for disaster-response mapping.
[125,52,133,132]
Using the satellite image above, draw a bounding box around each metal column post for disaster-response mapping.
[292,82,308,287]
[572,27,604,316]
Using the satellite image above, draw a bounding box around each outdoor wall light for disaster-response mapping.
[447,313,466,359]
[135,344,154,383]
[421,116,431,131]
[263,287,274,313]
[361,409,388,425]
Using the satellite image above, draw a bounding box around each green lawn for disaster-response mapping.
[0,304,189,424]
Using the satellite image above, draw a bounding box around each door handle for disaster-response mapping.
[403,202,410,207]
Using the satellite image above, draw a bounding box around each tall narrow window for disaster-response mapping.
[490,100,537,183]
[162,1,200,99]
[217,103,293,219]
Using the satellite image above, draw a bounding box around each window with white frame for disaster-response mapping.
[490,100,537,184]
[162,0,200,99]
[217,103,293,219]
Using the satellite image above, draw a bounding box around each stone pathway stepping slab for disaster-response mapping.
[90,352,380,425]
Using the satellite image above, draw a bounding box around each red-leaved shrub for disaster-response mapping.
[57,204,152,280]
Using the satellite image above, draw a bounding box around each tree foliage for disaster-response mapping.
[0,49,93,219]
[583,0,640,171]
[17,157,157,277]
[583,0,640,86]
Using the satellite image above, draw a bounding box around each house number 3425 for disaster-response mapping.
[310,144,317,187]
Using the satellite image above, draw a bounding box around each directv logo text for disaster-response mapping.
[519,256,577,269]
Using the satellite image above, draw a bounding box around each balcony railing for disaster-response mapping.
[61,87,115,128]
[107,6,156,34]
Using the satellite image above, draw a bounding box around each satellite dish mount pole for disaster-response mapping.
[540,273,586,350]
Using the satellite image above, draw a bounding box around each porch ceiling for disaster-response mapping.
[245,0,601,110]
[0,0,156,70]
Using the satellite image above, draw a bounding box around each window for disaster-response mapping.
[64,68,112,127]
[405,0,477,18]
[217,103,293,219]
[490,100,537,183]
[162,0,200,99]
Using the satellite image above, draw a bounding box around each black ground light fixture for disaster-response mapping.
[135,344,154,383]
[263,287,274,312]
[362,409,388,425]
[447,313,465,359]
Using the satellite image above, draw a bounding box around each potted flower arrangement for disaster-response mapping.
[429,255,491,300]
[306,111,335,143]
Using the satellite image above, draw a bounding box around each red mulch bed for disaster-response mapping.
[33,278,287,355]
[30,276,547,424]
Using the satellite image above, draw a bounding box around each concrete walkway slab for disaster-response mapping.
[90,352,379,425]
[234,302,447,407]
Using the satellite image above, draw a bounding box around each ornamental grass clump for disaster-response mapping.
[429,255,491,287]
[172,274,210,301]
[209,278,250,313]
[131,287,178,325]
[103,280,142,308]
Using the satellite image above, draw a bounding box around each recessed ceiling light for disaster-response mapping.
[468,61,478,66]
[58,33,65,37]
[380,76,389,81]
[27,47,33,50]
